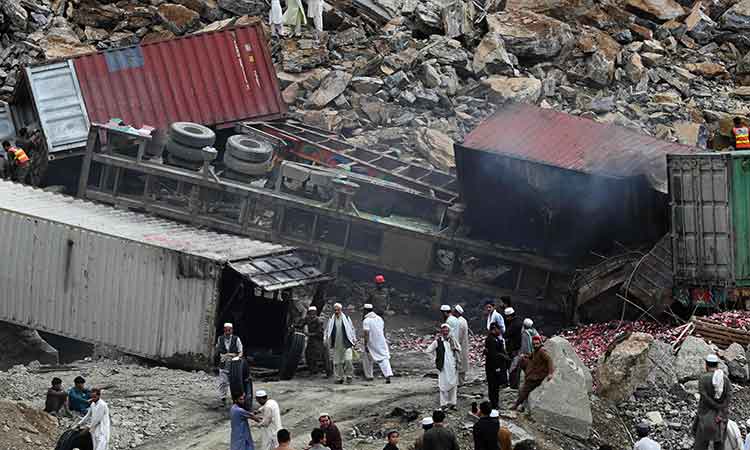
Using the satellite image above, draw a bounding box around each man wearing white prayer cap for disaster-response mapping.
[425,323,461,409]
[253,389,282,450]
[301,305,330,377]
[452,305,470,385]
[362,304,393,383]
[694,354,731,450]
[414,417,433,450]
[215,322,243,405]
[325,303,357,384]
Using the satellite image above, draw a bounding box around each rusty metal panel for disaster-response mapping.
[0,179,297,364]
[72,24,286,130]
[461,103,697,193]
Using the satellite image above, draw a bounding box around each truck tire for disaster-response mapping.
[224,149,272,176]
[55,429,93,450]
[169,122,216,148]
[279,331,305,380]
[166,153,203,171]
[226,135,273,163]
[165,137,206,162]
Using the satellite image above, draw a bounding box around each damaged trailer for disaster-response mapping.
[0,180,331,372]
[1,21,285,184]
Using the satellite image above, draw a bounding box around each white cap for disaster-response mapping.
[223,323,233,328]
[523,318,533,327]
[363,303,373,309]
[440,305,451,312]
[489,409,499,418]
[255,390,267,397]
[308,306,317,312]
[334,303,343,309]
[440,323,450,329]
[706,354,720,363]
[504,307,515,315]
[454,305,464,314]
[421,417,434,426]
[319,412,330,418]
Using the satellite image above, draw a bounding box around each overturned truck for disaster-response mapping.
[0,179,331,374]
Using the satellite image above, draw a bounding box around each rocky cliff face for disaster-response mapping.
[1,0,748,168]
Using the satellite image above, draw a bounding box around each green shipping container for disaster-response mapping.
[669,151,750,287]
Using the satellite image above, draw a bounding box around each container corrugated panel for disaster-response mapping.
[0,180,291,362]
[24,61,90,153]
[0,101,15,143]
[72,24,286,130]
[669,153,734,284]
[462,103,697,193]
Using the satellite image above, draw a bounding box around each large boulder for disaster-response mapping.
[486,10,575,62]
[674,336,728,382]
[596,333,676,404]
[414,127,455,171]
[158,4,200,35]
[217,0,265,16]
[1,0,28,30]
[626,0,685,21]
[720,343,748,382]
[528,337,592,439]
[309,70,352,109]
[570,27,621,87]
[472,33,517,76]
[721,0,750,30]
[71,1,124,28]
[482,76,542,104]
[36,17,96,59]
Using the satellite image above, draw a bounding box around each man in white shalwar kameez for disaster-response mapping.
[426,324,461,410]
[362,304,393,383]
[76,388,110,450]
[306,0,323,35]
[453,305,470,385]
[270,0,283,36]
[252,390,282,450]
[325,303,357,384]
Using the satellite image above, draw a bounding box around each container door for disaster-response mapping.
[0,101,15,143]
[732,154,750,285]
[669,154,733,283]
[25,60,90,154]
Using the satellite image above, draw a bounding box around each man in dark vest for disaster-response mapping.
[693,354,731,450]
[215,322,243,406]
[484,322,507,409]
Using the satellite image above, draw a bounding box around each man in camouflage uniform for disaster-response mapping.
[302,306,330,377]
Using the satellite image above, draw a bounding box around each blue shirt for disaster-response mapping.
[68,387,91,413]
[231,404,255,450]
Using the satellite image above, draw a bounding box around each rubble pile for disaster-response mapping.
[0,362,214,449]
[0,398,58,450]
[1,0,750,166]
[594,330,750,450]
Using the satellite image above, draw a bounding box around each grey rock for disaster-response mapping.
[84,26,109,42]
[674,336,727,382]
[421,63,442,89]
[486,11,574,61]
[589,96,616,113]
[309,70,352,109]
[384,71,410,89]
[424,37,470,67]
[721,343,748,382]
[350,77,384,95]
[641,52,665,67]
[413,87,441,108]
[330,27,368,48]
[596,333,676,403]
[721,0,750,30]
[217,0,265,16]
[483,76,542,104]
[472,33,516,76]
[397,90,416,105]
[1,0,29,30]
[441,0,472,39]
[414,2,441,33]
[624,52,646,83]
[528,337,592,439]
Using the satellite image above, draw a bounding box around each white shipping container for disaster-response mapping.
[0,181,329,366]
